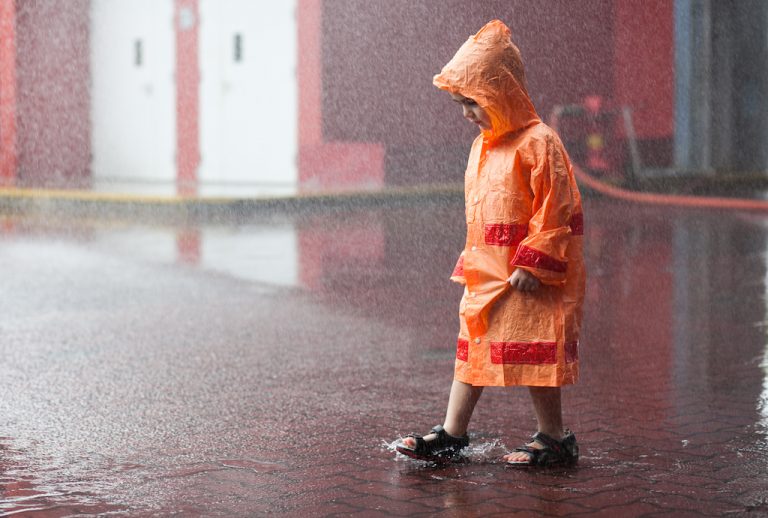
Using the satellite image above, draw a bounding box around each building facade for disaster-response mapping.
[1,0,762,195]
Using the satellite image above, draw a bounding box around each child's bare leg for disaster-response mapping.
[443,379,484,435]
[502,386,564,462]
[402,380,482,447]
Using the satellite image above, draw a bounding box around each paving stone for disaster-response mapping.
[336,494,436,515]
[3,201,768,515]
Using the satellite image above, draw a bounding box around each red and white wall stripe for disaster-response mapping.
[0,0,16,185]
[174,0,200,195]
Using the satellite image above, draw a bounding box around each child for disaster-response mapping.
[396,19,585,467]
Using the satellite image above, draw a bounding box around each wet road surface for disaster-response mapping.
[1,197,768,516]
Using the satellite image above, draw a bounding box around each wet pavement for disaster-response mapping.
[1,196,768,516]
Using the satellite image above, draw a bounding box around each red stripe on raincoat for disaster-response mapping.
[490,341,557,365]
[456,338,469,361]
[512,245,567,273]
[484,223,527,246]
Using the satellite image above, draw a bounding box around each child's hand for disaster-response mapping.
[507,269,541,292]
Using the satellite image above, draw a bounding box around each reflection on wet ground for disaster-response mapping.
[1,197,768,516]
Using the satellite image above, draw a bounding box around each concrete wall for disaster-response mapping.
[675,0,768,174]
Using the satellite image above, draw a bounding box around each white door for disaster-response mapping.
[90,0,176,193]
[199,0,298,196]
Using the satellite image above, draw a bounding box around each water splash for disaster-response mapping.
[382,435,509,465]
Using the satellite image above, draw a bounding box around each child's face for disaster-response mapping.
[450,92,492,130]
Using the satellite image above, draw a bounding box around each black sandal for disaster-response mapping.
[506,430,579,467]
[396,425,470,463]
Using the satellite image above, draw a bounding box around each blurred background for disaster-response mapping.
[1,0,764,197]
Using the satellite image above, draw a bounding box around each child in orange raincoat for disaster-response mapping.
[397,20,585,467]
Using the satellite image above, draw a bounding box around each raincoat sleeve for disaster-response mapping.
[510,136,574,286]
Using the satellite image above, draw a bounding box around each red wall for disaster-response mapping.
[15,0,91,188]
[613,0,675,139]
[314,0,675,185]
[320,0,618,185]
[297,0,384,192]
[0,0,16,184]
[1,1,675,192]
[175,0,200,196]
[322,0,618,143]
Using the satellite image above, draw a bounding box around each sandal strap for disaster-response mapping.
[514,446,539,454]
[531,432,565,453]
[507,431,578,467]
[432,425,469,445]
[509,444,551,466]
[513,446,540,458]
[402,425,469,456]
[431,425,446,436]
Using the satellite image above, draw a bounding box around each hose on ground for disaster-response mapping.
[573,165,768,212]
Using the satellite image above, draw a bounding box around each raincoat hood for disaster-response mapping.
[433,20,541,141]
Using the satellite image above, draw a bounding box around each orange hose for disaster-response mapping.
[574,165,768,212]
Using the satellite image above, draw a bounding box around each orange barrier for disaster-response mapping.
[574,165,768,212]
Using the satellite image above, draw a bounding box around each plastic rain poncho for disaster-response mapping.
[434,20,585,387]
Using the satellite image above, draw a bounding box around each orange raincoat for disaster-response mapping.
[434,20,585,387]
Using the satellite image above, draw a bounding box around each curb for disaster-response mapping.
[0,184,464,221]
